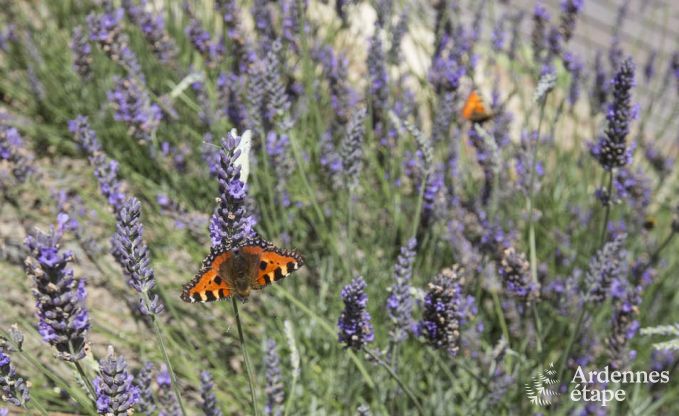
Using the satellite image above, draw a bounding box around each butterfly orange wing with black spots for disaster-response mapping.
[180,237,305,303]
[239,238,305,290]
[181,242,234,303]
[462,90,493,123]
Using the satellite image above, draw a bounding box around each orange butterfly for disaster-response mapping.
[180,237,305,302]
[461,90,493,123]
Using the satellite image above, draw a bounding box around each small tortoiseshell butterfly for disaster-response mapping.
[461,90,493,123]
[180,237,304,303]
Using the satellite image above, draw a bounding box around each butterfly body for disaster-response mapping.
[181,237,304,303]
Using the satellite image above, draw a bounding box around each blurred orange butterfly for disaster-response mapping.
[461,90,493,123]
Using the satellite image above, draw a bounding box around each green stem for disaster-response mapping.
[144,292,187,416]
[73,359,96,402]
[273,285,376,389]
[28,396,50,416]
[231,298,259,416]
[526,97,547,355]
[363,348,425,416]
[557,305,587,381]
[559,170,613,380]
[411,171,429,239]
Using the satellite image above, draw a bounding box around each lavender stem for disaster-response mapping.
[363,348,424,416]
[231,298,259,416]
[145,292,187,416]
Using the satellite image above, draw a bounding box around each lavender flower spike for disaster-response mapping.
[0,126,34,187]
[387,238,417,342]
[587,233,628,304]
[418,267,464,356]
[134,362,156,415]
[107,76,162,144]
[264,339,284,416]
[157,364,180,416]
[498,247,539,303]
[70,26,92,80]
[340,107,368,190]
[209,130,257,246]
[591,58,635,170]
[94,346,139,415]
[24,214,90,361]
[111,197,164,315]
[200,370,223,416]
[0,349,30,407]
[559,0,583,42]
[69,116,126,214]
[338,276,374,350]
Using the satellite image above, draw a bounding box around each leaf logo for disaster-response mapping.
[525,362,560,407]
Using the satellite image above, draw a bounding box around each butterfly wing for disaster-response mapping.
[462,90,493,123]
[181,243,234,303]
[238,238,305,290]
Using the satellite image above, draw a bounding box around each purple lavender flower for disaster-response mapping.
[134,362,156,415]
[264,40,291,128]
[209,131,257,246]
[514,130,544,195]
[252,0,275,42]
[340,107,368,190]
[531,2,551,61]
[607,283,641,369]
[422,165,445,226]
[87,8,142,77]
[0,349,30,407]
[191,73,213,127]
[69,116,127,214]
[315,46,357,126]
[498,247,539,303]
[0,24,15,52]
[587,233,627,304]
[157,365,180,416]
[0,126,34,186]
[185,19,224,67]
[24,214,90,361]
[264,339,284,416]
[591,58,635,170]
[644,142,674,177]
[418,267,465,356]
[124,0,176,63]
[217,72,248,131]
[491,15,506,53]
[644,50,657,81]
[111,197,164,315]
[508,11,525,59]
[614,167,651,214]
[246,60,266,134]
[367,24,389,130]
[387,238,417,342]
[94,346,139,415]
[389,10,409,63]
[200,370,222,416]
[108,76,162,143]
[70,26,92,80]
[468,125,498,205]
[337,276,374,350]
[563,52,583,106]
[216,0,254,75]
[281,0,306,49]
[669,52,679,95]
[590,52,609,116]
[559,0,583,42]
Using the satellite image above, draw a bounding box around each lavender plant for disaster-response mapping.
[24,214,90,362]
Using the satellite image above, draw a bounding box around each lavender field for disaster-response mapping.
[1,0,679,414]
